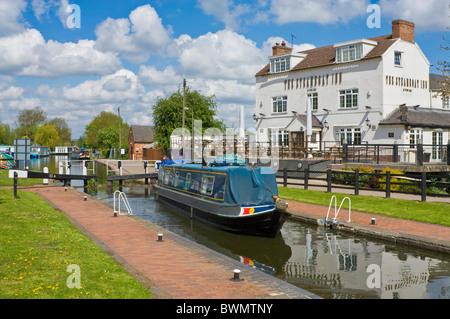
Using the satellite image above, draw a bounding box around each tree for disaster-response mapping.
[16,107,47,140]
[97,126,123,157]
[152,85,226,151]
[84,111,129,149]
[47,118,71,145]
[0,123,13,145]
[34,124,60,149]
[435,37,450,99]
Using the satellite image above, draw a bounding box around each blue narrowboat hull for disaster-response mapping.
[155,162,290,237]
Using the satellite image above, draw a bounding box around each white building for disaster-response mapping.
[254,20,449,157]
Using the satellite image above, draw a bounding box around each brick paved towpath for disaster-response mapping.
[286,200,450,254]
[30,186,319,299]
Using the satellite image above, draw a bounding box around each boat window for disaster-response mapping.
[174,171,180,187]
[184,173,191,190]
[191,180,199,191]
[200,176,215,195]
[164,171,174,185]
[163,170,170,185]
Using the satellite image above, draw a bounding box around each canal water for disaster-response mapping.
[29,157,450,299]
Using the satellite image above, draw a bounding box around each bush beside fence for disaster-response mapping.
[276,166,450,202]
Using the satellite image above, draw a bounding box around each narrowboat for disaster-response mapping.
[0,152,15,169]
[154,157,290,237]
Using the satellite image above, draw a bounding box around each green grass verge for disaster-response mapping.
[0,189,151,299]
[278,187,450,227]
[0,169,44,187]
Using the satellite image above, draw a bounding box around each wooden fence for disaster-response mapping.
[277,168,450,202]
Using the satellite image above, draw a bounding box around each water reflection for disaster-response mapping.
[27,157,450,299]
[90,186,449,299]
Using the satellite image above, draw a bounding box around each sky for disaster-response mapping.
[0,0,448,139]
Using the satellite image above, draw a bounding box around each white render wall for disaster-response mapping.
[255,38,436,147]
[255,58,385,144]
[381,40,430,118]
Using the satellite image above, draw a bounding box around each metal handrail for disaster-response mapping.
[114,190,133,215]
[325,195,351,223]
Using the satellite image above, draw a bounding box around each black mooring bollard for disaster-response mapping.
[157,233,163,242]
[14,172,18,199]
[230,269,243,282]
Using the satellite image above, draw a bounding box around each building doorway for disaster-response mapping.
[290,131,305,151]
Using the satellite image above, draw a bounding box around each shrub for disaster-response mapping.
[332,166,377,188]
[354,165,377,188]
[379,167,404,191]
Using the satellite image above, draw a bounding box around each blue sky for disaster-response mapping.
[0,0,448,139]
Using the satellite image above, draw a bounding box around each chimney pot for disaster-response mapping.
[272,42,293,56]
[392,19,415,42]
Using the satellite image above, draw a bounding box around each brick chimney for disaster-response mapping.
[272,41,292,56]
[392,19,415,42]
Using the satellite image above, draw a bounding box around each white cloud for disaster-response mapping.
[379,0,449,31]
[169,30,266,81]
[95,4,172,63]
[138,65,181,87]
[0,0,27,36]
[63,69,144,104]
[31,0,75,29]
[0,85,24,100]
[31,0,50,21]
[197,0,251,31]
[0,29,121,77]
[270,0,369,25]
[262,36,316,57]
[189,78,255,104]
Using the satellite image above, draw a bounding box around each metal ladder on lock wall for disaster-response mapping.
[114,190,133,215]
[325,195,351,225]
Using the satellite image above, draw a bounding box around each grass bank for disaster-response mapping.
[0,169,43,187]
[278,187,450,227]
[0,188,151,299]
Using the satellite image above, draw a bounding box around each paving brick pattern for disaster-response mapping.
[286,201,450,243]
[31,187,317,299]
[29,186,449,299]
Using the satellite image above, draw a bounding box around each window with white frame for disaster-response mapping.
[339,89,358,108]
[442,95,449,109]
[432,131,443,160]
[270,57,290,73]
[270,129,289,147]
[394,51,402,67]
[307,92,318,111]
[336,128,361,145]
[409,129,423,149]
[336,44,362,63]
[272,96,287,113]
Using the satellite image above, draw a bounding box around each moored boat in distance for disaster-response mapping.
[0,152,15,169]
[154,156,290,237]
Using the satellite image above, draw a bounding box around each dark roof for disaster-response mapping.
[286,113,323,129]
[379,107,450,129]
[256,35,396,77]
[429,73,449,91]
[129,125,154,143]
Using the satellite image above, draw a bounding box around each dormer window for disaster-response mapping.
[270,57,290,73]
[336,44,362,63]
